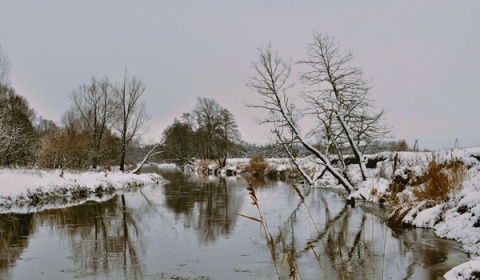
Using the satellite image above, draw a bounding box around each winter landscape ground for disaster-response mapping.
[1,147,480,279]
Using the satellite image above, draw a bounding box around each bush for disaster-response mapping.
[413,156,465,202]
[245,155,269,176]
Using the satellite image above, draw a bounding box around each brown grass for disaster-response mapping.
[198,159,216,169]
[387,155,467,227]
[412,156,465,202]
[245,155,269,175]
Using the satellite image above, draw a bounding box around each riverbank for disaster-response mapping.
[296,147,480,279]
[0,168,163,213]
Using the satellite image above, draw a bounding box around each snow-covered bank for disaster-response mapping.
[310,147,480,280]
[0,168,163,213]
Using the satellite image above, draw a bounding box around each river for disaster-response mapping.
[0,166,468,279]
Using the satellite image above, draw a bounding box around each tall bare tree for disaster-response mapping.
[193,97,222,160]
[192,97,241,166]
[246,44,353,193]
[114,70,149,172]
[69,77,115,168]
[298,33,390,181]
[216,108,241,167]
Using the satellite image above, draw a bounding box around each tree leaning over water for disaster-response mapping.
[247,34,390,191]
[246,44,354,193]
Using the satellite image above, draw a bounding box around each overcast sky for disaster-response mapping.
[1,1,479,150]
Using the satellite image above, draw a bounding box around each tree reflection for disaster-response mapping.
[0,213,34,279]
[24,195,146,279]
[161,171,243,243]
[263,187,458,279]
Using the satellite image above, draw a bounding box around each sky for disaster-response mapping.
[1,1,479,150]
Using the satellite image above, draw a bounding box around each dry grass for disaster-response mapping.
[387,155,467,227]
[198,159,216,169]
[412,156,465,202]
[244,155,269,175]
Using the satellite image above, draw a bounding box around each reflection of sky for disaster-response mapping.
[11,226,74,280]
[1,2,480,150]
[0,174,469,279]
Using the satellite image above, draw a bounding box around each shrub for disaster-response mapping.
[245,155,269,176]
[413,156,465,202]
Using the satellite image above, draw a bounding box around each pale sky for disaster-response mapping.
[1,1,479,150]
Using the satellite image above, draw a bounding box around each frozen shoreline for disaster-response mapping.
[0,168,163,213]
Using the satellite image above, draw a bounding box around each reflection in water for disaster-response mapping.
[159,167,244,243]
[0,167,469,279]
[0,213,34,279]
[256,186,467,280]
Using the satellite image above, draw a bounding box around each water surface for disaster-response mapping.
[0,167,468,279]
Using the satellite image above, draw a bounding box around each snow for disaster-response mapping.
[0,168,163,213]
[444,260,480,280]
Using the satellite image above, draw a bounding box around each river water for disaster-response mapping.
[0,166,468,279]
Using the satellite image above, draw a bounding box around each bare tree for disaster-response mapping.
[161,118,196,169]
[193,97,222,160]
[114,70,149,172]
[0,46,11,86]
[246,44,353,193]
[299,33,390,181]
[162,98,241,168]
[69,77,115,168]
[0,85,38,166]
[216,108,241,167]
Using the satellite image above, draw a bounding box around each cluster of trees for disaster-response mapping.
[2,39,408,175]
[161,97,242,169]
[0,46,148,170]
[247,33,391,192]
[41,73,148,171]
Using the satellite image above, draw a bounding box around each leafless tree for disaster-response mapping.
[299,33,390,181]
[69,77,115,168]
[216,108,241,167]
[114,70,149,172]
[0,85,38,166]
[161,118,196,170]
[246,44,353,193]
[0,46,11,86]
[162,97,241,168]
[193,97,223,160]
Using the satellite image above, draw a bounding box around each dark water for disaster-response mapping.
[0,166,468,279]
